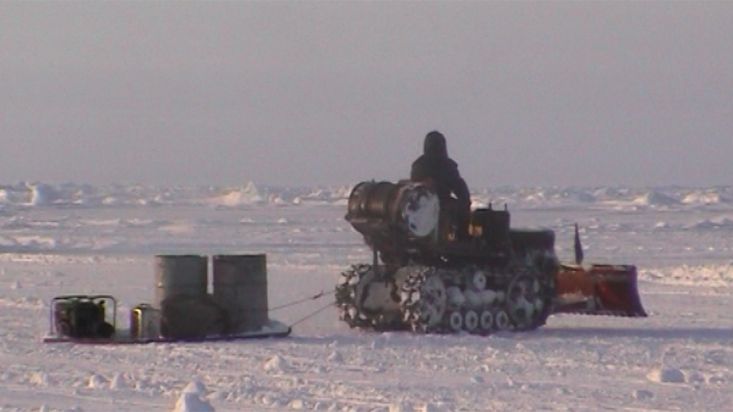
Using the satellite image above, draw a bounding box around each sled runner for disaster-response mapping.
[43,322,292,345]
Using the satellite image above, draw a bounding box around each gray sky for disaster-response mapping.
[1,1,732,187]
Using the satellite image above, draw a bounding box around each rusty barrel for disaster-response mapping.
[154,255,208,309]
[213,254,269,333]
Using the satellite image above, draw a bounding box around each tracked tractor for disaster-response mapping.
[335,180,646,334]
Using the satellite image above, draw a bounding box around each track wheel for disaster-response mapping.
[447,311,463,332]
[479,310,494,334]
[506,273,551,331]
[335,265,373,329]
[469,270,487,291]
[400,268,448,333]
[464,310,479,333]
[494,309,511,331]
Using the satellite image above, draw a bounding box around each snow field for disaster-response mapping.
[0,183,731,411]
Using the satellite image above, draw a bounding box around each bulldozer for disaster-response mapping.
[335,180,646,334]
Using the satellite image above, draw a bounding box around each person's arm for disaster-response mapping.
[453,175,471,207]
[448,163,470,206]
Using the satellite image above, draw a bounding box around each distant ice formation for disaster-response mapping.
[0,182,730,214]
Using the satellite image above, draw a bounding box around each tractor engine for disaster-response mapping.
[345,181,440,255]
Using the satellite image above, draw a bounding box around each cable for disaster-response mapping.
[269,289,335,312]
[288,301,335,329]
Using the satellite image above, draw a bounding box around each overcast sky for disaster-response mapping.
[1,2,731,188]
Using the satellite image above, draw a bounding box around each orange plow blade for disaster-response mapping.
[552,264,647,317]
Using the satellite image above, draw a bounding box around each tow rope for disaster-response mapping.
[268,289,336,329]
[288,301,336,328]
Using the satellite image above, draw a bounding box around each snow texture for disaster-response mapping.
[0,182,731,411]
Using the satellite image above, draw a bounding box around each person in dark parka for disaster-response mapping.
[410,131,471,238]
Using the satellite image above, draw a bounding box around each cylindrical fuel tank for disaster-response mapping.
[154,255,208,309]
[212,254,269,333]
[346,181,439,238]
[347,181,400,219]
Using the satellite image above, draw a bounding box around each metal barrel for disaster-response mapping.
[212,254,269,333]
[154,255,208,309]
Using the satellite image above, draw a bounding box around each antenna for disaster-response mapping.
[574,223,584,265]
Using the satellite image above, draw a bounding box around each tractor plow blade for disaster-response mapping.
[552,264,647,317]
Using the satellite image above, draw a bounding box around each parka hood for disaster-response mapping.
[423,131,448,158]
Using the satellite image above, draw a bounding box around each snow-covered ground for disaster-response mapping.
[1,182,731,411]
